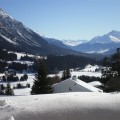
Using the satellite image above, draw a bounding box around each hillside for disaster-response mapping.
[0,9,82,56]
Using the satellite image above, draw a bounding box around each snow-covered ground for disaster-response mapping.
[0,73,34,87]
[82,64,100,72]
[49,66,102,78]
[71,71,101,77]
[0,73,34,96]
[0,92,120,120]
[0,64,102,96]
[89,81,102,87]
[8,51,41,60]
[0,64,120,120]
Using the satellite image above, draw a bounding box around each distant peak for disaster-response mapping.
[0,8,14,20]
[0,8,6,13]
[108,30,120,35]
[0,8,8,16]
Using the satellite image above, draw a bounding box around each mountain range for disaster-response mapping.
[0,8,119,56]
[61,30,120,54]
[0,9,82,56]
[43,30,120,55]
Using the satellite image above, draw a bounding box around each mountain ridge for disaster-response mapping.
[67,30,120,54]
[0,9,84,56]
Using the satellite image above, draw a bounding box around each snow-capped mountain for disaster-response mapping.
[71,30,120,54]
[62,40,88,46]
[90,30,120,44]
[0,9,81,56]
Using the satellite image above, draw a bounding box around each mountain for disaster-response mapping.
[0,9,82,56]
[62,40,88,46]
[43,37,71,50]
[71,30,120,54]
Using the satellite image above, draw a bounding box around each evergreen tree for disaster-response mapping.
[111,48,120,76]
[103,56,110,67]
[62,68,71,80]
[62,70,66,80]
[0,84,5,95]
[5,83,14,95]
[66,68,71,78]
[31,59,53,94]
[102,48,120,92]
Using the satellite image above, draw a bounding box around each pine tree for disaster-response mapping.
[62,68,71,80]
[62,70,66,80]
[102,48,120,92]
[111,48,120,76]
[5,82,14,95]
[66,68,71,78]
[31,59,53,94]
[0,84,5,95]
[103,56,110,67]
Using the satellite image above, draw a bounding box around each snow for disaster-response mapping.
[109,35,120,42]
[0,73,34,96]
[48,65,102,79]
[13,52,41,60]
[0,9,14,20]
[14,88,31,96]
[87,49,109,54]
[82,64,98,72]
[0,64,102,96]
[9,116,14,120]
[0,100,8,107]
[89,81,102,87]
[7,60,34,66]
[97,49,109,53]
[0,64,120,120]
[53,78,102,93]
[71,71,101,77]
[0,34,18,45]
[62,40,88,46]
[0,92,120,120]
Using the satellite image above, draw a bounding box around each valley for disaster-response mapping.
[0,4,120,120]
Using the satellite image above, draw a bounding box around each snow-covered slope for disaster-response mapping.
[53,78,102,93]
[0,92,120,120]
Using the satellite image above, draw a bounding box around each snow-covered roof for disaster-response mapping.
[53,78,102,93]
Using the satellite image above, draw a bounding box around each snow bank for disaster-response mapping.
[0,100,8,107]
[0,92,120,120]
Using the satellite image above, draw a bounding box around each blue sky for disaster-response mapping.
[0,0,120,40]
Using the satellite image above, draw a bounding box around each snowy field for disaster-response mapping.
[0,92,120,120]
[0,65,120,120]
[0,73,34,96]
[0,64,102,95]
